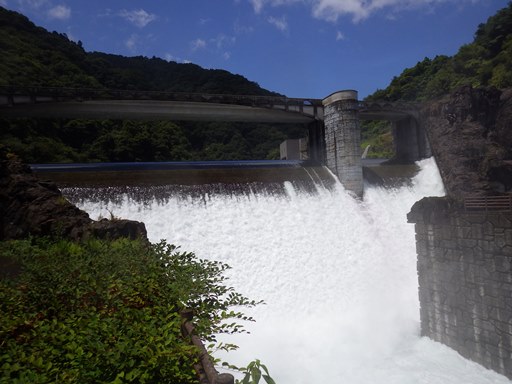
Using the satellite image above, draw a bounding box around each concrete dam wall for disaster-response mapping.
[408,198,512,379]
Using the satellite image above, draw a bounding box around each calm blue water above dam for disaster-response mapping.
[61,159,511,384]
[31,159,304,172]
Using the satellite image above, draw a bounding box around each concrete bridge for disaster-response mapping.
[0,86,431,196]
[0,86,323,123]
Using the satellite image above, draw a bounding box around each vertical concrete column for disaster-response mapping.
[322,90,363,197]
[393,117,432,163]
[307,120,325,164]
[393,117,420,162]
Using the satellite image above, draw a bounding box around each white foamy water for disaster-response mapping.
[75,158,511,384]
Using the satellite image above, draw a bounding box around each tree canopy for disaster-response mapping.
[0,6,276,96]
[367,2,512,102]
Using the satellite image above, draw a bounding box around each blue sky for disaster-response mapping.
[2,0,509,98]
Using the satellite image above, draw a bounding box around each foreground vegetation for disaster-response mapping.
[0,238,261,383]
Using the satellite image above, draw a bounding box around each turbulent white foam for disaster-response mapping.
[75,158,511,384]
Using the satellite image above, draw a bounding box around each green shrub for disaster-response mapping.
[0,238,260,383]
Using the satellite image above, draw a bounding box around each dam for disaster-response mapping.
[42,159,510,384]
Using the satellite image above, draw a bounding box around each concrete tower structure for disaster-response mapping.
[322,90,363,197]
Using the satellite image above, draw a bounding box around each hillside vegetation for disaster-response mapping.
[368,2,512,102]
[361,2,512,158]
[0,8,273,95]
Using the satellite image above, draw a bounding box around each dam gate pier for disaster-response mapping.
[322,90,363,197]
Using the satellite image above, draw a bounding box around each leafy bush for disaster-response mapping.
[234,359,276,384]
[0,238,260,383]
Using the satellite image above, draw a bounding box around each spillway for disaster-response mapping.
[64,158,511,384]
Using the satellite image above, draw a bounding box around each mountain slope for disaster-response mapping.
[0,6,276,96]
[0,8,99,88]
[368,2,512,102]
[0,7,302,163]
[361,3,512,159]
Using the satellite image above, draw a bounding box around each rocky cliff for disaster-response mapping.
[419,85,512,200]
[0,150,147,241]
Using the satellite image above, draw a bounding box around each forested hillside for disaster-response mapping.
[0,6,304,163]
[361,2,512,158]
[0,7,275,95]
[368,2,512,102]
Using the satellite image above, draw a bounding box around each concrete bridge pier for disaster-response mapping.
[393,117,432,163]
[322,90,363,197]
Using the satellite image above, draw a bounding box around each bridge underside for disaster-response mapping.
[0,100,315,124]
[391,117,431,162]
[359,113,431,163]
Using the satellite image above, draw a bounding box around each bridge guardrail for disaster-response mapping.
[1,85,423,116]
[0,85,324,108]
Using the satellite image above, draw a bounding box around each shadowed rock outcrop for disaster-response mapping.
[0,150,147,241]
[419,85,512,200]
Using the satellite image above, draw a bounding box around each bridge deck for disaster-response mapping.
[0,86,418,122]
[0,99,316,123]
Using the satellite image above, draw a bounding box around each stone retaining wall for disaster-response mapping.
[408,197,512,379]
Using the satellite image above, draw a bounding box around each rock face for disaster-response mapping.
[420,86,512,200]
[0,150,147,241]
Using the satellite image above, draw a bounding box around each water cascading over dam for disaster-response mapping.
[63,159,511,384]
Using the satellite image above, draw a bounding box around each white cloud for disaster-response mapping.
[250,0,303,13]
[248,0,475,22]
[125,34,138,51]
[223,51,231,60]
[267,15,288,31]
[164,53,191,63]
[250,0,265,13]
[47,4,71,20]
[119,8,156,28]
[234,19,255,34]
[17,0,48,10]
[210,34,236,49]
[336,30,344,40]
[191,38,206,51]
[312,0,368,22]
